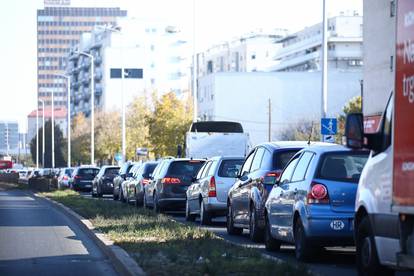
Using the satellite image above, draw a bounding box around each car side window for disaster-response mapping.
[196,163,207,179]
[291,152,314,182]
[261,149,272,170]
[278,154,300,184]
[240,150,256,176]
[208,160,218,176]
[202,162,212,178]
[250,147,265,172]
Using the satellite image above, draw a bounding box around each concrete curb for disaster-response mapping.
[35,193,145,276]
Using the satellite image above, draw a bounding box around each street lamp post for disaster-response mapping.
[78,51,95,165]
[51,90,55,168]
[39,99,45,167]
[53,74,71,167]
[36,109,39,169]
[100,26,126,162]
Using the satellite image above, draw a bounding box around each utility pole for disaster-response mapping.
[268,98,272,142]
[321,0,328,141]
[52,91,55,168]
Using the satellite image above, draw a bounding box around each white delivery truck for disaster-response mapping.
[185,121,251,159]
[345,1,414,274]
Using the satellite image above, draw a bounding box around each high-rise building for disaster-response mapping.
[37,1,127,108]
[0,122,19,156]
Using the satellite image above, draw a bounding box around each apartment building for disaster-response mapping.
[37,1,127,108]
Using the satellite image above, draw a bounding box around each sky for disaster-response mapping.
[0,0,362,132]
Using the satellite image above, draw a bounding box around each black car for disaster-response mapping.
[226,141,311,242]
[69,166,100,192]
[113,162,136,200]
[125,161,158,206]
[144,158,205,212]
[92,166,120,197]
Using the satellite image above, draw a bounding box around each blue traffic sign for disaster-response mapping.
[321,118,338,135]
[114,153,123,161]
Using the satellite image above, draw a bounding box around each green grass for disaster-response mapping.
[42,190,311,276]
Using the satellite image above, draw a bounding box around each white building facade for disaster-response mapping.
[67,18,191,117]
[197,72,362,146]
[267,13,363,72]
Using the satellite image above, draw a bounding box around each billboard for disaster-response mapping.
[393,0,414,205]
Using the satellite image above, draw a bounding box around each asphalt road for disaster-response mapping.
[0,189,118,276]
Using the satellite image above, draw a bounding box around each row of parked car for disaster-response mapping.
[56,140,369,262]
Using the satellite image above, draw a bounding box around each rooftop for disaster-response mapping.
[28,107,67,118]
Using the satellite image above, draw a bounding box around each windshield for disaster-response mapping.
[218,159,244,178]
[167,161,205,177]
[78,168,99,176]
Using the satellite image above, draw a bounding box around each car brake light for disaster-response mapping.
[161,177,181,184]
[208,176,216,197]
[142,178,149,185]
[74,175,81,179]
[261,171,281,184]
[63,176,68,180]
[307,182,329,204]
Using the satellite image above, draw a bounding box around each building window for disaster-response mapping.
[251,54,256,60]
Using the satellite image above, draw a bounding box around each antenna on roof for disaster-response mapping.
[307,121,314,146]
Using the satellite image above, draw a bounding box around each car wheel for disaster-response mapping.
[119,187,125,203]
[153,193,162,213]
[356,217,394,276]
[97,185,103,198]
[91,186,97,197]
[264,215,281,251]
[249,204,264,242]
[200,200,211,225]
[134,190,141,208]
[294,218,311,262]
[113,185,119,200]
[143,193,149,209]
[185,200,196,222]
[226,203,243,235]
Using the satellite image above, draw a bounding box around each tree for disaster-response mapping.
[30,120,66,167]
[125,95,151,160]
[278,120,321,142]
[71,113,91,165]
[94,111,122,165]
[336,96,362,143]
[146,92,193,157]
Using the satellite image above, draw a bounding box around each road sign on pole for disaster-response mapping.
[321,118,337,135]
[114,153,123,162]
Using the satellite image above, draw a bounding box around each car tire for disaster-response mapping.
[91,186,97,198]
[134,190,142,208]
[97,185,103,198]
[185,200,196,222]
[143,193,149,209]
[249,205,264,242]
[119,187,126,203]
[356,217,394,276]
[153,193,162,213]
[294,218,312,262]
[113,185,119,200]
[264,215,281,252]
[226,203,243,235]
[200,201,211,225]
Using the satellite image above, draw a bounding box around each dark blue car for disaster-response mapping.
[264,145,369,261]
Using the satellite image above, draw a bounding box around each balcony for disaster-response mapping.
[94,70,102,81]
[95,84,103,96]
[94,56,102,65]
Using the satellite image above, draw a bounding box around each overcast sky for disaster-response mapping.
[0,0,362,132]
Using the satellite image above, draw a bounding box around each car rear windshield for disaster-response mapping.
[65,168,73,175]
[218,159,244,178]
[273,150,300,170]
[317,152,369,182]
[143,163,157,178]
[105,168,119,175]
[167,161,205,177]
[78,168,99,176]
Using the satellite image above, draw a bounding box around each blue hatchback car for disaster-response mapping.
[264,145,369,261]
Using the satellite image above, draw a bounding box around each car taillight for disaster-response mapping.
[142,178,149,185]
[63,176,68,180]
[261,171,281,185]
[161,177,181,184]
[208,176,216,197]
[74,175,81,179]
[307,182,329,204]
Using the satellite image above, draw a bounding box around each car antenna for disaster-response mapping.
[307,121,314,146]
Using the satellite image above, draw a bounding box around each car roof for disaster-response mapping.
[209,156,245,161]
[299,144,367,154]
[262,141,335,150]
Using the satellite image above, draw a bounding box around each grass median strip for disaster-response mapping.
[42,189,311,276]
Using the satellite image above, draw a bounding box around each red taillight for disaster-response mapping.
[63,176,68,180]
[208,176,216,197]
[307,182,329,204]
[142,178,149,186]
[74,175,81,179]
[261,171,281,184]
[161,177,181,184]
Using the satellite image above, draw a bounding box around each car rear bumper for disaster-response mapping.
[204,197,227,215]
[73,181,93,190]
[303,213,354,245]
[158,197,186,210]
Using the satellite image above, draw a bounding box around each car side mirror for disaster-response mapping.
[345,113,364,149]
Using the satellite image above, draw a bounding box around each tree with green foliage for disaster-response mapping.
[95,111,122,165]
[336,96,362,143]
[71,113,91,165]
[30,120,66,167]
[278,120,321,142]
[146,92,193,157]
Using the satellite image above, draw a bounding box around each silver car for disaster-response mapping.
[186,156,244,225]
